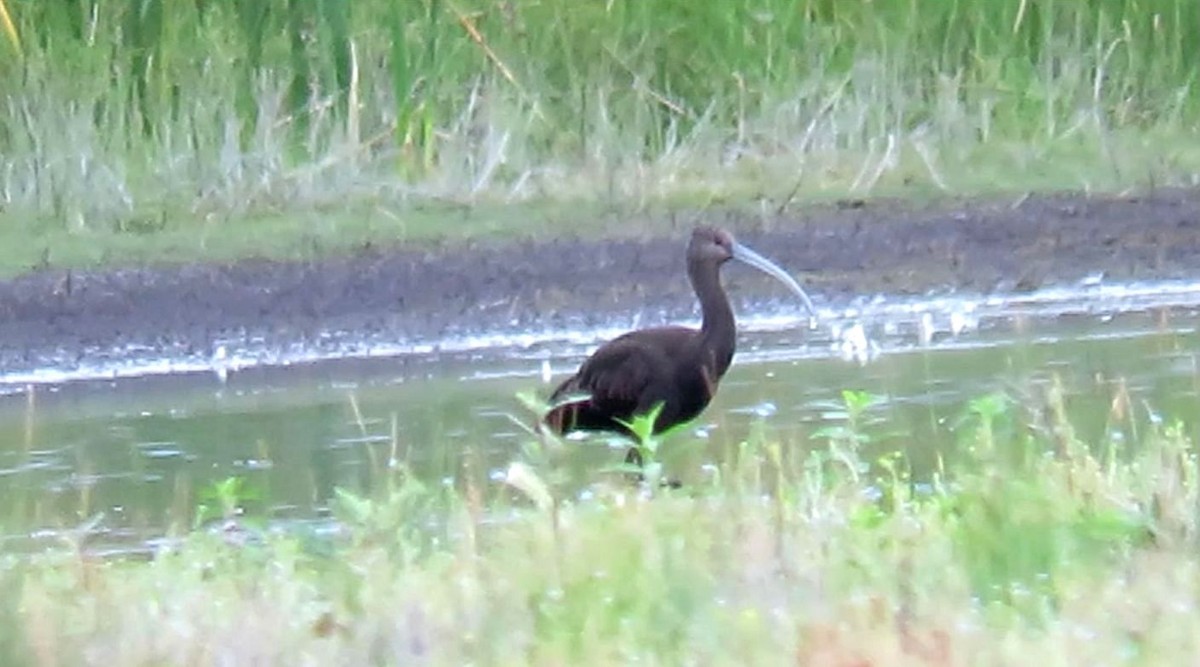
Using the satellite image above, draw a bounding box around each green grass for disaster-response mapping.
[5,382,1200,664]
[0,0,1198,275]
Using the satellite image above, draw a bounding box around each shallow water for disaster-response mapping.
[2,278,1200,554]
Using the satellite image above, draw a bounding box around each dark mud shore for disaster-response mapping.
[3,188,1200,374]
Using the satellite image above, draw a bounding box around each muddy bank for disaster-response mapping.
[2,188,1199,374]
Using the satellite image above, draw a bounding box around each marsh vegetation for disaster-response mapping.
[0,0,1197,270]
[2,1,1200,663]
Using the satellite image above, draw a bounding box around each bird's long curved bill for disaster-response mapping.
[732,242,817,316]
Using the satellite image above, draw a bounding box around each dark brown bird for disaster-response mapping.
[543,226,816,444]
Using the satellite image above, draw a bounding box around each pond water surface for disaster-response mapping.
[2,279,1200,554]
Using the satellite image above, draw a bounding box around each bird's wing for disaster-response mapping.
[579,341,660,406]
[544,328,695,434]
[554,334,674,409]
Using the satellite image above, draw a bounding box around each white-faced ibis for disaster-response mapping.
[543,226,816,444]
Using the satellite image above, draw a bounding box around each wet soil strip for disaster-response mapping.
[2,188,1199,377]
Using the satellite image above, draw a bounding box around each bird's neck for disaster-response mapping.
[690,262,736,372]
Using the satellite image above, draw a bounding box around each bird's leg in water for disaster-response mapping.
[623,447,682,490]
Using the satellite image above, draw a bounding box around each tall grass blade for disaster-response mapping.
[0,0,20,57]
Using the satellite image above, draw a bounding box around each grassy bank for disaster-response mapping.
[5,383,1199,664]
[0,0,1197,274]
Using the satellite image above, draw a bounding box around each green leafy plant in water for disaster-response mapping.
[614,402,696,492]
[504,390,575,511]
[953,391,1013,459]
[946,472,1145,617]
[867,449,914,521]
[194,475,261,528]
[941,390,1149,614]
[810,389,883,484]
[614,402,665,484]
[509,391,689,498]
[813,389,883,444]
[331,466,449,560]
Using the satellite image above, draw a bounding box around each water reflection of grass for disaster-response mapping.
[8,378,1197,664]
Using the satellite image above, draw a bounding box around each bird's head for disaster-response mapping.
[687,225,817,316]
[688,226,737,265]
